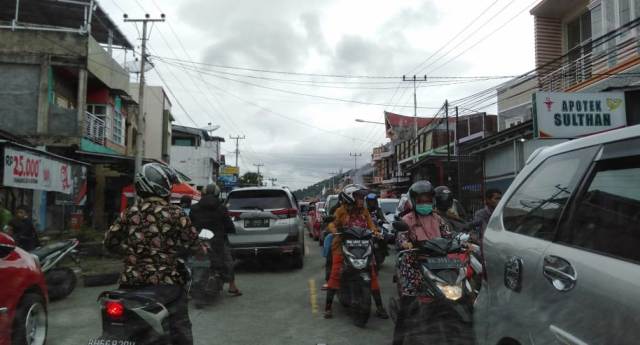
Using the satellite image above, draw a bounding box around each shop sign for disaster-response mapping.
[533,91,627,138]
[3,147,75,194]
[221,165,239,176]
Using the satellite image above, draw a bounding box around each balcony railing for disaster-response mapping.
[539,20,640,92]
[85,111,106,145]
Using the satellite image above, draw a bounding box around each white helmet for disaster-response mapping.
[339,184,368,205]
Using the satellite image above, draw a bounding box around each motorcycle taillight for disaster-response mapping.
[105,301,124,319]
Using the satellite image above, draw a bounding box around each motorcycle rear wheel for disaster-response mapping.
[45,267,77,301]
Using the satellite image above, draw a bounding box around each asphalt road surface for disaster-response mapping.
[48,239,396,345]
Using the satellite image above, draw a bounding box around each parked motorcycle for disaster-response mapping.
[389,231,475,345]
[336,227,375,328]
[31,238,80,300]
[187,229,222,309]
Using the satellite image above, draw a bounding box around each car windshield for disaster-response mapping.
[379,200,399,215]
[6,1,640,345]
[227,190,291,210]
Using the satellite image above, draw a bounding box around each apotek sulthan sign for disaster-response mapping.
[533,91,627,138]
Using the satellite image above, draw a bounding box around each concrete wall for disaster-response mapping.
[0,30,87,56]
[87,37,129,93]
[0,63,39,135]
[171,140,220,187]
[48,104,77,136]
[131,84,170,161]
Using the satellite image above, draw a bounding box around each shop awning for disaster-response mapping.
[1,140,88,197]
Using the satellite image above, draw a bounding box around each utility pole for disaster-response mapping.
[445,100,451,185]
[328,171,339,191]
[124,13,165,180]
[455,106,462,200]
[266,177,277,186]
[229,135,245,168]
[402,75,427,161]
[349,153,362,171]
[253,163,264,186]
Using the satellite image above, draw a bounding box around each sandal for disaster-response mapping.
[228,289,243,297]
[324,309,333,319]
[321,283,329,291]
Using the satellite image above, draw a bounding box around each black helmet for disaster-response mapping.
[202,183,221,197]
[134,163,175,198]
[434,185,453,212]
[408,180,434,209]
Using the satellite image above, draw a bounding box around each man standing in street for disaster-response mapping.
[190,183,242,297]
[473,188,502,239]
[6,205,39,251]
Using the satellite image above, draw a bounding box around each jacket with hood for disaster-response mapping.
[190,194,236,250]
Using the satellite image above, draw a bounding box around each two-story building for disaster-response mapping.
[461,0,640,197]
[0,0,139,230]
[170,124,224,190]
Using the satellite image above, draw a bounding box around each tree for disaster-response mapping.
[240,172,262,187]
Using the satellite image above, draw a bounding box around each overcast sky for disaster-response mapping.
[100,0,536,190]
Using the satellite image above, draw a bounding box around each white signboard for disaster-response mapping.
[3,147,73,194]
[533,91,627,138]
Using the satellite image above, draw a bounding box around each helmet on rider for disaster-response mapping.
[339,184,368,207]
[408,180,435,216]
[434,185,454,213]
[134,163,177,199]
[202,183,221,197]
[365,192,378,210]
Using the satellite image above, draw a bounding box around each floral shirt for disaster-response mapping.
[104,197,201,286]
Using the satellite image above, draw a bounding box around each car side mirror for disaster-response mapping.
[392,221,409,232]
[0,232,17,258]
[198,229,215,240]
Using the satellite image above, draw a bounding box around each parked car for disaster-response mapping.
[0,232,48,345]
[226,187,305,268]
[474,125,640,345]
[320,195,340,244]
[394,194,411,221]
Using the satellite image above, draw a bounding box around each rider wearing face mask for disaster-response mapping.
[393,181,453,345]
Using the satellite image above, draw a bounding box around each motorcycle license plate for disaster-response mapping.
[244,219,269,228]
[87,338,136,345]
[424,257,463,270]
[344,239,368,247]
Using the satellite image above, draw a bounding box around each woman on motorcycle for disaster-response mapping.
[396,180,453,297]
[324,184,389,320]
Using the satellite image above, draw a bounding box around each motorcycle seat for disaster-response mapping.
[114,286,182,306]
[32,240,74,260]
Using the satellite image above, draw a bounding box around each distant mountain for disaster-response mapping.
[293,170,351,200]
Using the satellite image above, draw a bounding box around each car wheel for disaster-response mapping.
[12,293,47,345]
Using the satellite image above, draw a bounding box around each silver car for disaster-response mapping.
[226,187,305,269]
[474,125,640,345]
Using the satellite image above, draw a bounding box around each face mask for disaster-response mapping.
[415,203,433,216]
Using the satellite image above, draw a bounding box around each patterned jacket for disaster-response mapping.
[104,197,201,286]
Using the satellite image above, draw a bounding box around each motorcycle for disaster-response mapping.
[94,230,214,345]
[389,229,475,345]
[187,229,223,309]
[336,227,375,328]
[31,238,80,300]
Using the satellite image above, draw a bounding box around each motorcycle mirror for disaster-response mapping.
[392,221,409,232]
[198,229,215,240]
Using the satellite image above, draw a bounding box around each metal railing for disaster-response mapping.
[85,111,106,145]
[539,24,640,91]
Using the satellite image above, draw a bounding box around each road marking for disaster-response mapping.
[308,278,318,315]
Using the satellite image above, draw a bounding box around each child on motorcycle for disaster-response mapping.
[324,184,389,320]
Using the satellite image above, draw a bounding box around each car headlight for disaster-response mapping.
[436,282,463,301]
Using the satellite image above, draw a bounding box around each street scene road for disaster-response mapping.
[48,245,395,345]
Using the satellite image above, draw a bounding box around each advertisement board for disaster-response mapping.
[533,91,627,138]
[221,165,239,176]
[3,146,80,195]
